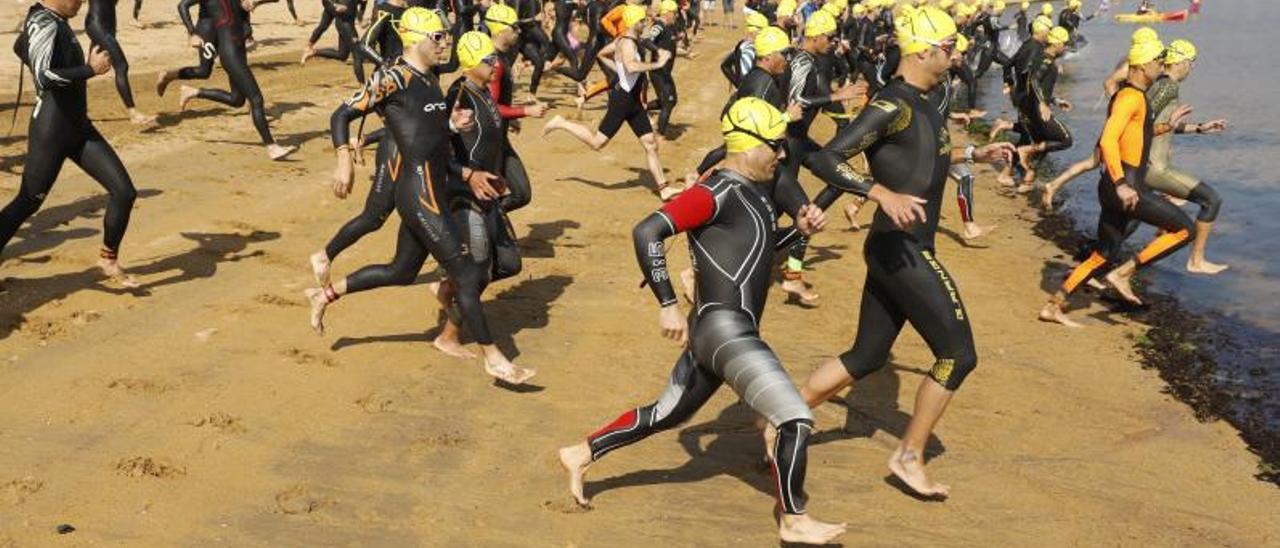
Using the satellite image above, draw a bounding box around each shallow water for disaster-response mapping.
[980,1,1279,433]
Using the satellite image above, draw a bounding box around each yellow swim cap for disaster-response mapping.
[1131,26,1159,44]
[805,10,838,37]
[397,7,446,49]
[958,4,977,16]
[822,1,842,16]
[1020,0,1030,10]
[1041,2,1053,15]
[1069,0,1081,8]
[1047,26,1069,45]
[897,6,958,55]
[993,0,1007,11]
[938,0,955,10]
[456,31,496,70]
[745,10,769,31]
[777,0,797,17]
[484,3,518,36]
[956,33,970,53]
[1031,14,1052,33]
[722,97,787,154]
[1128,38,1165,65]
[621,4,647,30]
[1164,39,1197,64]
[753,26,791,57]
[851,2,867,16]
[659,0,679,14]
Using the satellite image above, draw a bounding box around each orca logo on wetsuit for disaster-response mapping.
[201,42,216,60]
[422,102,449,113]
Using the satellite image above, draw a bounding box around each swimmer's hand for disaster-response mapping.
[974,142,1017,166]
[464,168,502,201]
[658,304,688,346]
[525,102,549,118]
[88,45,111,75]
[451,104,475,133]
[1198,119,1228,134]
[1170,104,1193,129]
[188,34,205,49]
[785,102,804,123]
[333,147,355,199]
[1116,181,1139,210]
[867,184,927,230]
[796,204,827,237]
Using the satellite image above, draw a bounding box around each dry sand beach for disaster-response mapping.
[0,3,1277,545]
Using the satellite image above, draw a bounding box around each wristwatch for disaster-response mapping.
[964,144,976,164]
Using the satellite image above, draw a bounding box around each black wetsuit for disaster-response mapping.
[446,77,522,282]
[556,0,609,82]
[310,0,365,83]
[585,168,815,516]
[330,59,497,345]
[513,0,553,94]
[177,0,280,145]
[492,48,534,212]
[780,48,839,273]
[1004,36,1042,103]
[357,1,407,67]
[719,38,754,87]
[84,0,139,110]
[643,18,678,136]
[807,78,978,391]
[1018,49,1072,153]
[1,4,137,262]
[549,0,582,78]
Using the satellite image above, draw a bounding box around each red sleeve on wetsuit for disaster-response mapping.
[659,185,717,232]
[490,61,528,120]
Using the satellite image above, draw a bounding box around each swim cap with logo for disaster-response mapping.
[722,97,788,153]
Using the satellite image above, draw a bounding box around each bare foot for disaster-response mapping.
[300,44,316,64]
[558,442,593,507]
[573,93,585,115]
[483,354,536,384]
[988,118,1013,141]
[295,18,307,26]
[97,259,140,288]
[1087,278,1107,291]
[888,447,949,499]
[781,278,819,306]
[542,115,564,137]
[433,334,478,359]
[996,172,1015,187]
[1015,182,1035,194]
[156,71,175,97]
[304,288,329,335]
[1187,260,1229,275]
[779,513,847,545]
[245,38,257,52]
[131,18,145,29]
[267,143,298,161]
[178,85,199,111]
[961,223,997,240]
[1039,302,1084,328]
[309,251,331,286]
[843,202,861,230]
[129,110,157,126]
[1041,182,1059,210]
[1105,270,1142,305]
[679,267,696,303]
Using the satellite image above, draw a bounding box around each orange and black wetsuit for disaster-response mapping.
[1060,82,1195,295]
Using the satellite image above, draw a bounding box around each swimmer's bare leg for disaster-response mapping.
[887,378,953,499]
[426,280,478,359]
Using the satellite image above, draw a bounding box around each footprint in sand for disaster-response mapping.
[2,476,44,505]
[188,412,247,434]
[407,432,467,458]
[254,294,304,307]
[354,390,402,414]
[541,499,591,514]
[282,347,337,368]
[273,484,335,515]
[108,377,174,395]
[114,457,186,479]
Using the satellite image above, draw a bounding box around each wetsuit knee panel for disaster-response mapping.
[1189,182,1222,222]
[928,349,976,391]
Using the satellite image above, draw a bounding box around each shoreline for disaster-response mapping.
[1,7,1277,545]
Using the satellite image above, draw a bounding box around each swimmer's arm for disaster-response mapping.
[633,186,718,306]
[330,70,392,150]
[178,0,200,36]
[357,11,391,67]
[1103,64,1127,98]
[808,98,905,197]
[27,15,93,88]
[1099,90,1139,183]
[619,38,664,73]
[788,55,833,108]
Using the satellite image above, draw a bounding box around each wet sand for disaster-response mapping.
[1,4,1277,546]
